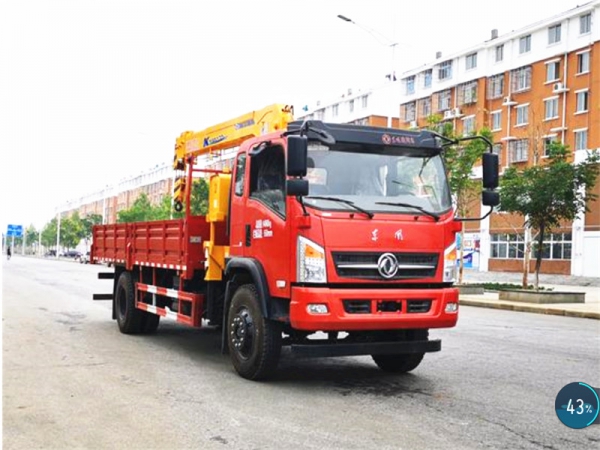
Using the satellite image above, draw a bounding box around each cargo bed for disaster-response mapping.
[91,216,209,279]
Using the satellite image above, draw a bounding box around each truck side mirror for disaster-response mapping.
[287,179,309,196]
[482,153,499,189]
[482,190,500,207]
[287,135,308,177]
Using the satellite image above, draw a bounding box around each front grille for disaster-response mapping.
[407,300,432,313]
[343,300,372,314]
[332,252,438,280]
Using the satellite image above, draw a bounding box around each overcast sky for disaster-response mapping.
[0,0,586,232]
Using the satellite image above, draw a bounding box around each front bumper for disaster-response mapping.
[290,286,459,331]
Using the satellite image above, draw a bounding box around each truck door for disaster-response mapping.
[245,143,291,298]
[228,152,248,257]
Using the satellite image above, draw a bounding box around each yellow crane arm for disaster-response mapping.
[173,104,294,170]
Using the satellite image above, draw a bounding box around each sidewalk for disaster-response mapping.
[458,269,600,320]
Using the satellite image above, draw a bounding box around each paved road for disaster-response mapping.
[3,256,600,449]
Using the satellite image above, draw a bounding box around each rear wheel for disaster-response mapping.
[371,329,428,373]
[115,272,159,334]
[227,284,281,380]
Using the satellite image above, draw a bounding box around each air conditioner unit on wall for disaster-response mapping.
[453,107,463,117]
[502,96,516,106]
[409,120,418,129]
[443,109,454,120]
[552,82,568,93]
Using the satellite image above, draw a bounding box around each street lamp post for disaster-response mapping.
[337,14,399,128]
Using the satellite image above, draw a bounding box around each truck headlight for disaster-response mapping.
[443,242,457,283]
[297,236,327,283]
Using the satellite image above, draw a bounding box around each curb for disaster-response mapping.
[460,299,600,320]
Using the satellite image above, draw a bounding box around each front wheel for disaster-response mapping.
[371,329,429,373]
[372,353,424,373]
[227,284,282,380]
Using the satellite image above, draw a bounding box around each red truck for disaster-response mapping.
[92,104,499,380]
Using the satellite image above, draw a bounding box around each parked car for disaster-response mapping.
[63,250,82,258]
[44,250,57,257]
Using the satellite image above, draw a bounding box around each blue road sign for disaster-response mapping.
[6,224,23,237]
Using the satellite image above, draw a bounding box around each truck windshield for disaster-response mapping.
[303,145,452,216]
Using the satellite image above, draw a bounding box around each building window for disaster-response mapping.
[423,69,432,88]
[491,111,502,131]
[548,24,561,44]
[437,90,451,111]
[315,109,324,120]
[543,136,557,157]
[575,129,588,150]
[544,97,559,120]
[438,60,453,80]
[457,81,477,105]
[349,99,354,113]
[546,61,560,82]
[466,52,477,70]
[404,102,416,122]
[487,74,504,99]
[509,139,529,163]
[495,44,504,62]
[490,233,526,259]
[462,116,475,136]
[515,104,529,126]
[532,233,572,260]
[405,76,416,95]
[420,98,431,117]
[511,66,532,92]
[361,95,368,108]
[577,52,590,74]
[519,35,531,54]
[332,104,339,117]
[580,13,591,34]
[576,90,589,113]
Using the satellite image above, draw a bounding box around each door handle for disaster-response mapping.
[245,224,251,247]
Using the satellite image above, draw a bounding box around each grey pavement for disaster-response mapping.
[11,254,600,319]
[460,268,600,320]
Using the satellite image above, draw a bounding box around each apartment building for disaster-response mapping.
[61,152,232,224]
[61,163,174,224]
[297,84,400,128]
[398,1,600,277]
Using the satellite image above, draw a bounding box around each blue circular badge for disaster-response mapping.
[555,382,599,429]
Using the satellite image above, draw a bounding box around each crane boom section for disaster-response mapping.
[174,104,294,169]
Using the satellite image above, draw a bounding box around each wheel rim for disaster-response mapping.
[230,307,255,360]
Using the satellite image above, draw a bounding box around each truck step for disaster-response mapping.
[98,272,115,279]
[93,293,113,300]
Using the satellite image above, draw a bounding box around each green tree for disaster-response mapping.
[500,142,600,289]
[117,179,210,223]
[426,114,492,283]
[117,193,156,223]
[81,213,103,249]
[41,218,58,249]
[60,212,84,249]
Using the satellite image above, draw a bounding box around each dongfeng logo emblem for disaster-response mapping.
[377,253,399,279]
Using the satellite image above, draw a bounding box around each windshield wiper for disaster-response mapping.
[375,202,440,221]
[305,196,374,219]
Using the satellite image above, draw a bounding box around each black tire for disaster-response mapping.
[115,272,158,334]
[141,313,160,334]
[371,329,428,374]
[227,284,282,380]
